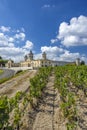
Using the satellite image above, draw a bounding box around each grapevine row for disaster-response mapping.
[54,65,87,130]
[0,67,52,130]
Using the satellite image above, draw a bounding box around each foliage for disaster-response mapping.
[0,59,8,66]
[0,67,52,129]
[0,56,2,59]
[80,60,85,65]
[30,67,52,99]
[0,96,9,129]
[54,65,87,129]
[13,106,21,130]
[0,77,12,84]
[0,69,3,74]
[0,65,87,129]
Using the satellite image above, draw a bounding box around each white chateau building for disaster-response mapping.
[20,51,70,68]
[6,51,80,68]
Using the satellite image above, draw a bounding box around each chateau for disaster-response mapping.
[20,51,71,68]
[6,51,81,68]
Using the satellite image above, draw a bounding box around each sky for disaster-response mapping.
[0,0,87,63]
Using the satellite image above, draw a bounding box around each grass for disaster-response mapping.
[0,77,11,84]
[0,69,4,75]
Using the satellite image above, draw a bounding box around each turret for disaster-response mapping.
[76,58,80,66]
[28,50,33,60]
[42,52,47,60]
[7,59,14,68]
[24,55,28,61]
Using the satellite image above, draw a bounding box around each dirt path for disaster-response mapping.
[77,95,87,130]
[33,73,55,130]
[27,72,66,130]
[0,70,37,97]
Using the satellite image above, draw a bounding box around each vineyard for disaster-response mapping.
[0,65,87,130]
[54,65,87,130]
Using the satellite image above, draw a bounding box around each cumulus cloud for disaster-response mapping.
[40,46,87,63]
[0,44,29,62]
[51,38,58,44]
[34,53,42,60]
[41,46,65,60]
[14,32,25,41]
[0,26,34,62]
[0,33,8,47]
[59,51,80,61]
[8,37,14,43]
[23,40,33,49]
[59,51,87,63]
[0,26,11,32]
[0,47,26,62]
[41,46,64,54]
[42,4,50,8]
[0,33,14,47]
[52,15,87,47]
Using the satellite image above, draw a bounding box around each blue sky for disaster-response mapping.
[0,0,87,63]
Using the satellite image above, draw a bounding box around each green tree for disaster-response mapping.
[80,60,85,65]
[0,56,2,59]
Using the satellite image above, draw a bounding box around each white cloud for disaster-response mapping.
[34,53,42,60]
[42,4,55,8]
[23,40,33,49]
[21,27,25,32]
[14,32,25,41]
[0,33,8,47]
[0,26,10,32]
[58,51,87,63]
[8,37,14,42]
[41,46,64,53]
[40,45,87,63]
[42,4,50,8]
[0,47,23,56]
[0,26,34,62]
[52,15,87,47]
[59,51,80,61]
[0,25,86,63]
[0,33,15,48]
[51,38,58,44]
[41,46,65,60]
[0,47,26,62]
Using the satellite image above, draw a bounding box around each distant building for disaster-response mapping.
[5,59,13,68]
[6,51,80,68]
[6,59,20,68]
[20,51,70,68]
[75,58,80,66]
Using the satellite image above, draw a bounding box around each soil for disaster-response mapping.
[76,94,87,130]
[0,70,87,130]
[0,70,37,97]
[21,72,87,130]
[23,72,66,130]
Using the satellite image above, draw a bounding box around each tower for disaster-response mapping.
[42,52,47,60]
[24,55,28,61]
[76,58,80,66]
[28,50,33,60]
[7,59,14,68]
